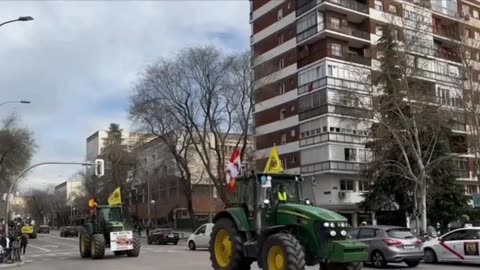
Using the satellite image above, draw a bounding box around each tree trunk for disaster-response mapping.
[187,197,196,232]
[420,182,428,235]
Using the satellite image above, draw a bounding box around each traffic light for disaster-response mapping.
[95,159,104,177]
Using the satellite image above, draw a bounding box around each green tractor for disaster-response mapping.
[79,205,141,259]
[209,173,367,270]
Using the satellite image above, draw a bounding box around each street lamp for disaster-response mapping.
[0,100,31,107]
[0,16,34,28]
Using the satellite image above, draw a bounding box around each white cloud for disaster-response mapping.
[0,1,250,190]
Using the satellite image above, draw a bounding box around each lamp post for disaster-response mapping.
[0,16,34,28]
[0,100,31,107]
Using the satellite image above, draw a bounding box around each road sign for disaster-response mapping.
[473,194,480,208]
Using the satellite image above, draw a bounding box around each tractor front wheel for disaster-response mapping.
[79,231,91,258]
[126,236,141,257]
[261,233,306,270]
[209,218,251,270]
[90,234,106,259]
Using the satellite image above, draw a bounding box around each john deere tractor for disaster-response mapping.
[209,173,367,270]
[79,205,140,259]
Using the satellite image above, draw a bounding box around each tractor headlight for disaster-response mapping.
[330,230,337,237]
[323,222,330,228]
[330,222,335,228]
[339,222,346,228]
[340,230,347,236]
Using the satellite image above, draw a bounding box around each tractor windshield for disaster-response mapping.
[98,207,123,222]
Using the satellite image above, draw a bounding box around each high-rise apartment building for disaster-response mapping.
[251,0,480,225]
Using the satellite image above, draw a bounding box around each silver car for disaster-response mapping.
[349,225,423,268]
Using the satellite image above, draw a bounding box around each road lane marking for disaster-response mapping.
[36,237,77,247]
[38,234,78,242]
[43,245,59,248]
[28,244,51,252]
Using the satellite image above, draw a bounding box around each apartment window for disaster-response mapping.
[344,148,357,161]
[466,185,478,195]
[279,82,286,94]
[476,31,480,40]
[279,58,285,69]
[388,5,397,15]
[281,158,287,169]
[291,129,296,137]
[358,181,370,192]
[287,2,291,10]
[331,43,342,56]
[277,8,283,20]
[340,180,355,191]
[292,156,297,163]
[278,33,284,45]
[474,10,479,19]
[281,134,287,144]
[462,5,470,16]
[392,29,399,40]
[375,25,383,36]
[374,0,383,11]
[280,109,286,120]
[330,17,341,30]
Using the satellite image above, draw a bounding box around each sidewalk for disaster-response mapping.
[0,261,25,269]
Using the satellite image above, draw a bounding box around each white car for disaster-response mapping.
[423,226,480,264]
[187,223,214,250]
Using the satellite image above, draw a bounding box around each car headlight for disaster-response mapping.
[340,230,347,236]
[323,222,330,228]
[330,230,337,237]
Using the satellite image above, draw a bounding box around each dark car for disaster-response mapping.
[349,225,423,268]
[147,228,179,245]
[37,225,50,234]
[60,226,78,237]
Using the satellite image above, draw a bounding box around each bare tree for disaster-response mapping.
[24,189,52,225]
[130,46,254,204]
[358,6,461,233]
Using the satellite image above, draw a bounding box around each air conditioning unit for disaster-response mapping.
[338,191,346,200]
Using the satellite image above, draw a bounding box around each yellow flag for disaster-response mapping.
[263,145,284,173]
[108,187,122,205]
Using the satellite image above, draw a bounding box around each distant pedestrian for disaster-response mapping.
[20,233,28,255]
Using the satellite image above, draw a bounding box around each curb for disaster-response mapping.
[0,261,25,269]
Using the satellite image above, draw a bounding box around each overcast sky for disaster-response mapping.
[0,1,250,190]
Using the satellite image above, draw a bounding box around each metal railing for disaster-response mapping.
[300,132,368,146]
[325,21,370,40]
[323,0,369,14]
[298,76,370,94]
[301,160,367,174]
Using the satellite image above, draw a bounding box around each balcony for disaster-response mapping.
[299,103,371,121]
[431,3,458,18]
[298,76,370,95]
[325,21,370,40]
[322,0,368,14]
[297,0,369,17]
[326,47,371,66]
[434,47,461,62]
[301,160,367,174]
[300,132,368,147]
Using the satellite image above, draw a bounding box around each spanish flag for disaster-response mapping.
[88,196,97,208]
[108,187,122,205]
[264,145,284,173]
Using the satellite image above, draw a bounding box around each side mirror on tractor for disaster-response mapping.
[95,159,104,177]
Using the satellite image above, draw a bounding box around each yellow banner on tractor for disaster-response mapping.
[108,187,122,205]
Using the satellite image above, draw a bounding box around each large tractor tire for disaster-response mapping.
[126,236,141,257]
[209,218,252,270]
[320,262,363,270]
[90,234,106,259]
[79,231,91,258]
[260,233,306,270]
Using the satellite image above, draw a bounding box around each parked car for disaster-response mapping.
[37,225,50,234]
[187,223,214,250]
[147,228,179,245]
[423,226,480,264]
[349,225,423,268]
[60,226,79,237]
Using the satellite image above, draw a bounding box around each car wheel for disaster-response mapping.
[424,248,438,264]
[371,250,387,268]
[174,241,178,245]
[188,241,196,250]
[405,260,420,267]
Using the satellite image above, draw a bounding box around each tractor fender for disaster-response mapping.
[257,225,287,249]
[213,208,252,232]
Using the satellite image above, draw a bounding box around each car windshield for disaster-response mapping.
[387,228,415,239]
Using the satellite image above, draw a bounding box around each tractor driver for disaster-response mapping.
[277,184,288,203]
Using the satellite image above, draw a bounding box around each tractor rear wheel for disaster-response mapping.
[90,234,106,259]
[126,236,141,257]
[260,233,306,270]
[79,231,91,258]
[209,218,251,270]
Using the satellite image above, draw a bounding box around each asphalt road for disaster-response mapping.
[3,231,475,270]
